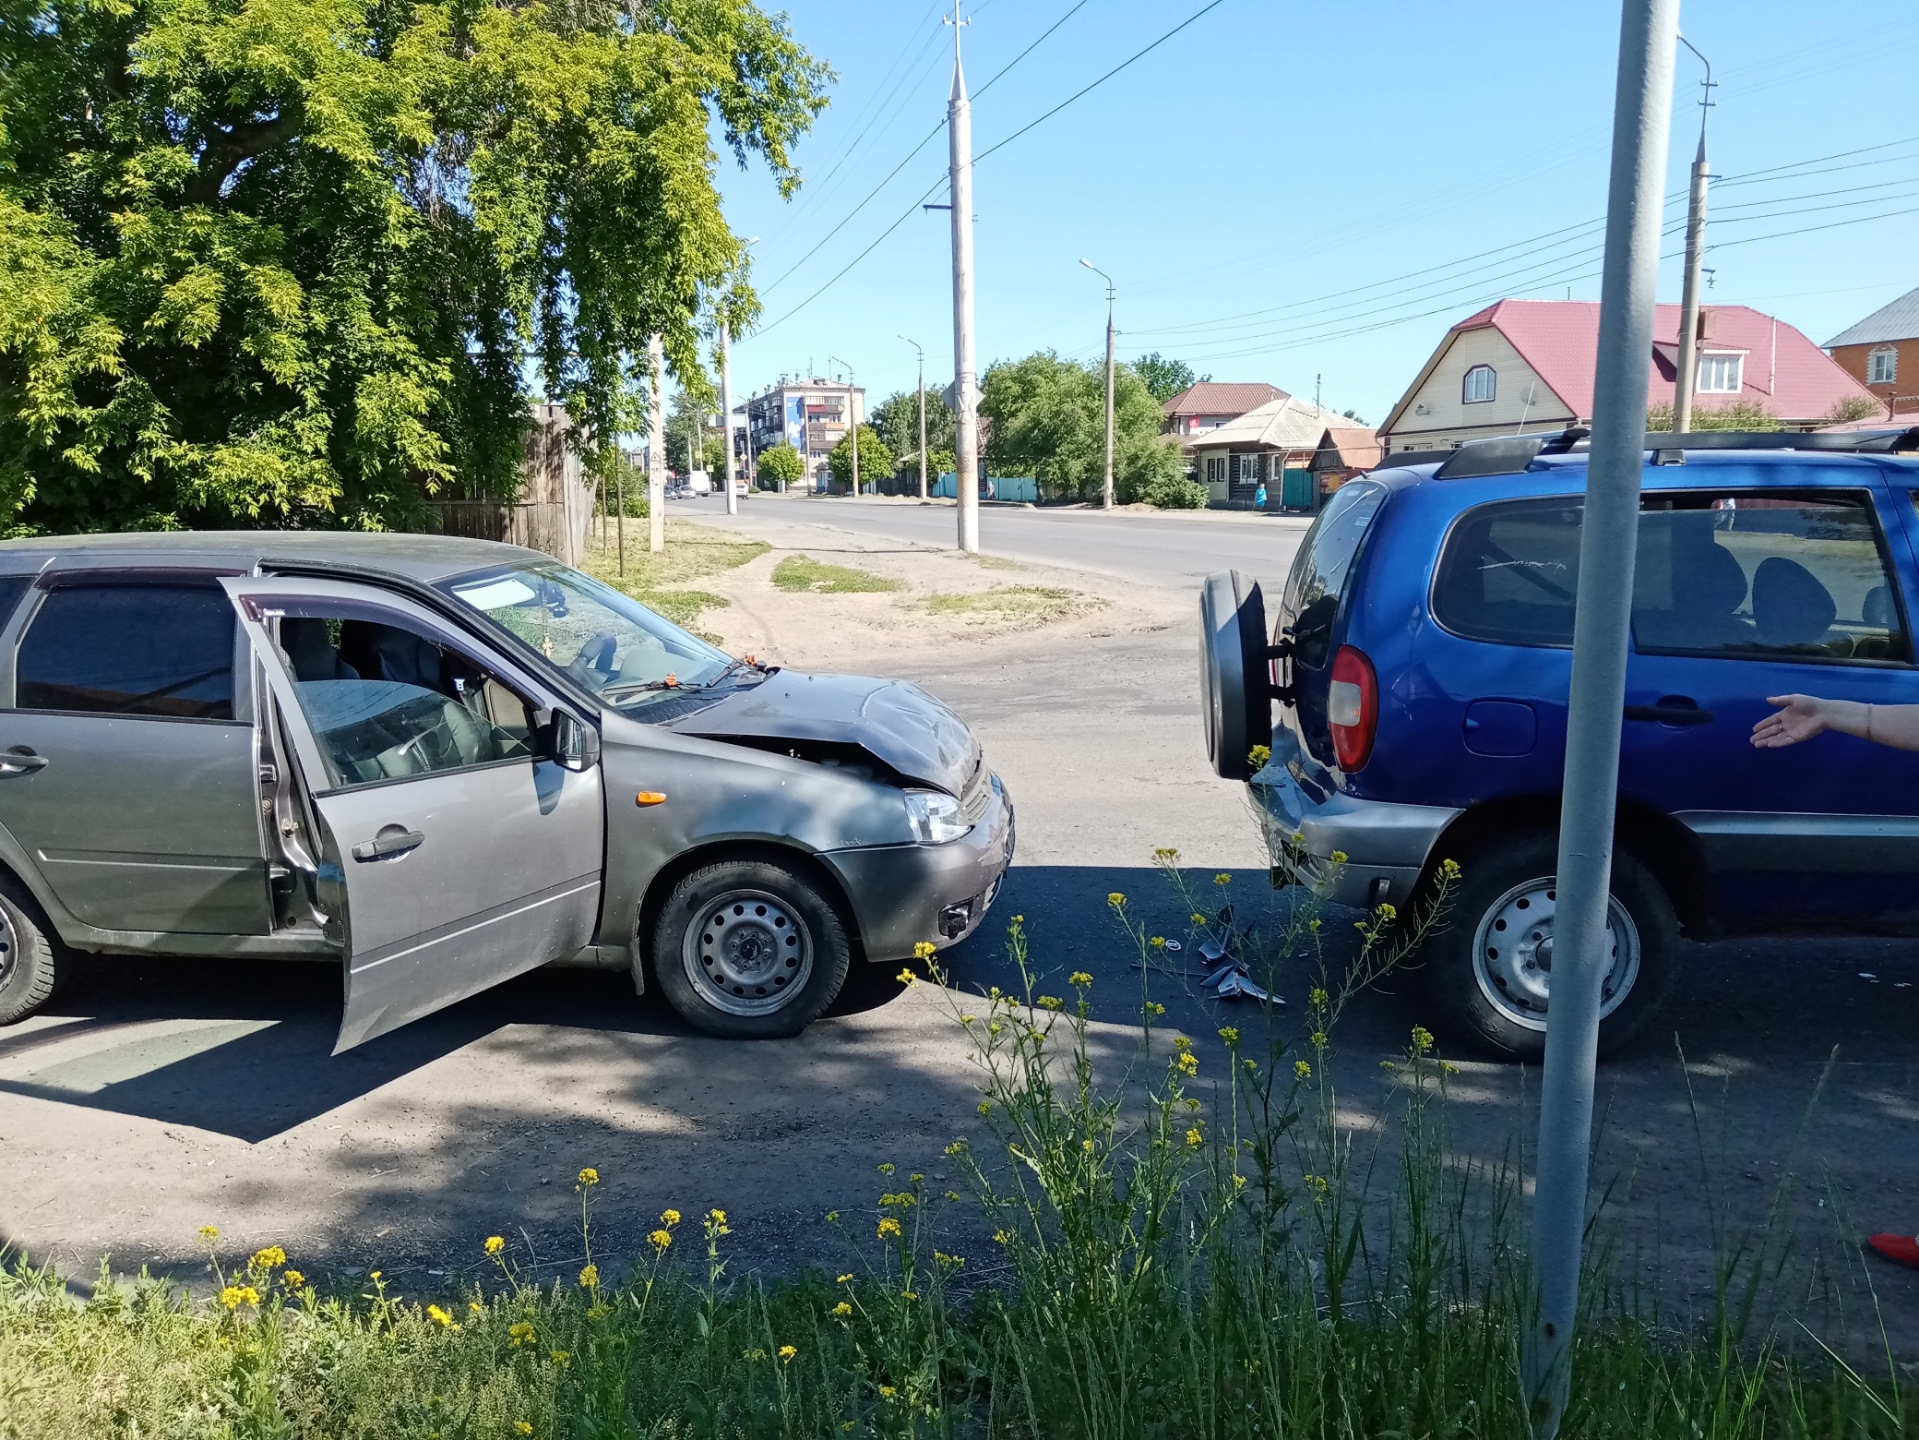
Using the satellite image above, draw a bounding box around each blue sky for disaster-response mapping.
[714,0,1919,425]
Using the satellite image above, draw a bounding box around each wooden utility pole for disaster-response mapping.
[1082,259,1116,509]
[1671,36,1714,435]
[647,335,666,553]
[947,0,979,551]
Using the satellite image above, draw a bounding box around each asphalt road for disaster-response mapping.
[3,497,1918,1352]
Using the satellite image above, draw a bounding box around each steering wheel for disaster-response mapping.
[573,632,620,675]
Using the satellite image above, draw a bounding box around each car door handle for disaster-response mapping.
[351,828,425,862]
[0,746,49,776]
[1624,704,1714,725]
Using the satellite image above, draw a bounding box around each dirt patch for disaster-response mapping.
[577,519,769,637]
[921,586,1093,627]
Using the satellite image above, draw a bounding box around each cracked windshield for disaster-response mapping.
[445,564,742,708]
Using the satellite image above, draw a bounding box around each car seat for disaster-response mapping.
[1634,542,1751,651]
[1751,557,1838,649]
[279,618,360,681]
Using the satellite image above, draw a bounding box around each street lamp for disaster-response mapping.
[900,335,927,502]
[719,236,758,516]
[1080,259,1116,510]
[829,354,859,499]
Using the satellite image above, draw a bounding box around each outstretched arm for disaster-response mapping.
[1751,695,1919,751]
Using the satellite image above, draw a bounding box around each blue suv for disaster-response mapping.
[1200,427,1919,1059]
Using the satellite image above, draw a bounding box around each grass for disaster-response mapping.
[576,518,768,637]
[921,586,1090,626]
[2,859,1910,1438]
[771,555,901,594]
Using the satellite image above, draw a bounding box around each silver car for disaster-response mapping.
[0,534,1012,1046]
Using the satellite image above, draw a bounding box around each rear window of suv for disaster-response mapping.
[1277,480,1388,668]
[1433,490,1912,664]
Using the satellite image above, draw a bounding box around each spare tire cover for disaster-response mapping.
[1199,570,1271,780]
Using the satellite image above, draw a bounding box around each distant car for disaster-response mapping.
[688,471,713,496]
[0,534,1012,1047]
[1202,427,1919,1059]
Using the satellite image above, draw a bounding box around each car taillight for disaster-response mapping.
[1327,646,1378,770]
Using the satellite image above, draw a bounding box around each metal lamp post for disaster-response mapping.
[901,334,927,501]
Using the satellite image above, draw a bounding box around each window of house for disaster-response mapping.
[1462,365,1496,404]
[1204,455,1227,484]
[16,581,238,719]
[1697,353,1744,393]
[1236,454,1260,483]
[1869,347,1898,385]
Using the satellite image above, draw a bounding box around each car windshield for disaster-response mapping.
[442,562,741,709]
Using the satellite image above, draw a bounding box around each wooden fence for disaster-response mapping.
[417,403,596,565]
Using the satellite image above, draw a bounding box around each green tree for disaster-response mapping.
[667,382,718,474]
[1645,398,1782,432]
[980,351,1195,506]
[756,442,804,486]
[0,0,829,533]
[869,386,954,465]
[1134,352,1208,404]
[827,425,892,489]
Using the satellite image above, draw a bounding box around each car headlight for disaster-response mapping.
[904,789,972,844]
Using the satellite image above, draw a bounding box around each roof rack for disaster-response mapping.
[1418,425,1919,480]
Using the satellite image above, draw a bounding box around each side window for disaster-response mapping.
[1433,492,1911,663]
[273,613,533,789]
[1634,493,1909,663]
[16,583,237,719]
[1277,480,1389,668]
[1462,365,1497,404]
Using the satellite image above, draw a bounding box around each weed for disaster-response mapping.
[772,555,902,594]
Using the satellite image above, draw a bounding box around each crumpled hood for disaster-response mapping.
[666,671,981,796]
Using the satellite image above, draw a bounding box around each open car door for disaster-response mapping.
[221,576,606,1052]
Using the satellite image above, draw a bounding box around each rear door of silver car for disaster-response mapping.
[221,576,606,1052]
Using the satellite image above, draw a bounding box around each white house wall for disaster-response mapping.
[1385,326,1574,451]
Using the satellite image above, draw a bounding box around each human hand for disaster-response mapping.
[1750,694,1830,749]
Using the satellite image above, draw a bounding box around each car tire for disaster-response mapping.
[650,859,851,1039]
[0,873,65,1026]
[1421,832,1678,1062]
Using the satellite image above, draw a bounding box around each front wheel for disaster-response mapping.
[0,875,64,1026]
[1422,832,1678,1061]
[650,860,851,1038]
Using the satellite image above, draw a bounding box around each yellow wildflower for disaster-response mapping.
[946,1190,962,1201]
[901,1290,917,1300]
[485,1236,505,1255]
[1295,1060,1312,1080]
[944,1140,967,1156]
[709,1208,728,1225]
[897,968,918,985]
[1185,1128,1203,1148]
[1192,912,1207,924]
[1184,1097,1202,1111]
[1217,1026,1240,1046]
[549,1350,570,1367]
[1442,1061,1460,1076]
[517,1425,534,1436]
[959,1013,977,1024]
[1081,1139,1093,1152]
[909,1172,923,1183]
[577,1167,599,1188]
[426,1304,455,1328]
[880,1385,898,1399]
[837,1273,854,1283]
[1145,1001,1165,1017]
[779,1345,797,1362]
[1069,971,1092,987]
[661,1208,681,1226]
[833,1301,853,1317]
[1441,857,1462,879]
[1107,891,1126,906]
[198,1225,219,1243]
[578,1264,598,1289]
[1329,850,1349,865]
[250,1246,286,1270]
[649,1229,673,1251]
[470,1301,483,1314]
[1214,872,1232,886]
[1411,1025,1434,1055]
[993,1230,1010,1244]
[1036,995,1062,1011]
[1150,935,1166,948]
[509,1323,536,1347]
[1176,1052,1199,1077]
[1153,846,1180,860]
[877,1162,895,1174]
[281,1270,306,1288]
[1248,744,1271,768]
[877,1217,902,1239]
[826,1211,840,1223]
[1174,1035,1193,1051]
[219,1285,259,1311]
[977,1100,993,1115]
[912,940,937,960]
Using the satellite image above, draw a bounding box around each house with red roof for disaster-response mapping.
[1378,300,1877,456]
[1161,381,1289,437]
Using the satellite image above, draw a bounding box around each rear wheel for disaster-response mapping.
[651,860,851,1039]
[1422,832,1677,1061]
[0,875,64,1025]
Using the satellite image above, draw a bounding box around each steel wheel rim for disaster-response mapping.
[1469,875,1640,1033]
[0,904,13,989]
[682,888,813,1017]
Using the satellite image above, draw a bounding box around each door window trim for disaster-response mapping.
[1428,486,1917,668]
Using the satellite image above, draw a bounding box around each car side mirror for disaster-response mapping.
[542,711,601,772]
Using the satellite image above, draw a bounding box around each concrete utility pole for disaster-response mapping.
[720,322,739,515]
[947,0,979,552]
[1671,35,1714,435]
[647,335,666,553]
[902,335,928,501]
[831,355,858,498]
[1081,259,1117,509]
[1522,2,1677,1436]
